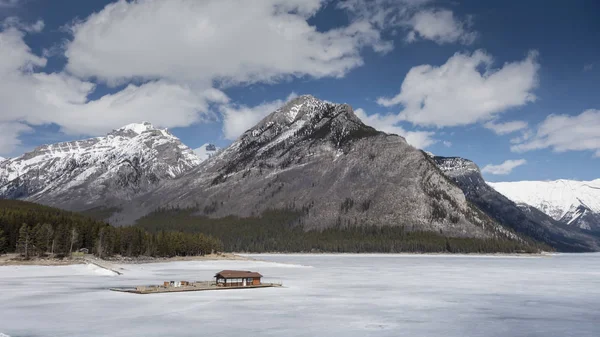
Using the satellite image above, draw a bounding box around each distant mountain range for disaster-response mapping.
[0,95,598,252]
[0,122,200,211]
[432,156,600,251]
[489,180,600,232]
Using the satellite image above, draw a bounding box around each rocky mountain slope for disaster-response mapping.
[0,122,201,211]
[432,156,600,251]
[489,180,600,232]
[194,143,220,163]
[119,95,521,243]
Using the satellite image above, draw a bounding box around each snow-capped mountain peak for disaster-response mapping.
[488,179,600,231]
[0,122,202,210]
[117,121,156,135]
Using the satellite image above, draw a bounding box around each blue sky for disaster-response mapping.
[0,0,598,182]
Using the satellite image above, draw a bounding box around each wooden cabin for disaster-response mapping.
[215,270,262,287]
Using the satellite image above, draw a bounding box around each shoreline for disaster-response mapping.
[0,252,254,267]
[0,251,561,267]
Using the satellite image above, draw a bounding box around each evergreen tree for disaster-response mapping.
[54,224,70,257]
[31,224,41,256]
[16,223,32,259]
[0,228,6,254]
[35,223,53,256]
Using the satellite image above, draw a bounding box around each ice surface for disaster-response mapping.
[1,254,599,337]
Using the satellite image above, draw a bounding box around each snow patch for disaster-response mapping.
[86,263,119,276]
[119,122,155,134]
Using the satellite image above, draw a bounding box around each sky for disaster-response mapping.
[0,0,598,182]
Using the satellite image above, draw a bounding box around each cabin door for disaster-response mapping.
[243,279,247,286]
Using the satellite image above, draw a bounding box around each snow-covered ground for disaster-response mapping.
[1,254,599,337]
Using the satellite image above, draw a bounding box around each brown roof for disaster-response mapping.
[215,270,263,279]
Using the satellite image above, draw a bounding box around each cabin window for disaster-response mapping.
[247,278,253,282]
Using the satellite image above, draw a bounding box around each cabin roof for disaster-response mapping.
[215,270,263,279]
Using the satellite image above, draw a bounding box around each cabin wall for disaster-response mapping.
[252,278,260,285]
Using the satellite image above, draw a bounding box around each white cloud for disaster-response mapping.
[1,0,395,156]
[442,141,452,147]
[481,159,527,175]
[354,108,436,149]
[2,17,44,33]
[65,0,390,86]
[407,9,477,45]
[511,109,600,157]
[583,63,594,72]
[0,27,229,155]
[484,120,528,135]
[377,50,539,128]
[510,129,533,144]
[0,122,31,154]
[339,1,477,45]
[338,0,430,29]
[220,93,298,140]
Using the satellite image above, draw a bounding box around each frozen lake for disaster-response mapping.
[1,253,599,337]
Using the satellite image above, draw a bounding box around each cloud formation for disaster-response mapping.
[0,0,396,155]
[484,120,529,135]
[482,159,527,175]
[406,9,477,45]
[0,26,228,153]
[511,109,600,157]
[377,50,539,128]
[354,108,436,149]
[339,0,476,45]
[2,17,44,32]
[65,0,390,86]
[0,122,31,154]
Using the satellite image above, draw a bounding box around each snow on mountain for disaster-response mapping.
[0,156,5,162]
[488,179,600,231]
[193,143,220,163]
[0,122,201,211]
[117,95,522,244]
[432,156,600,251]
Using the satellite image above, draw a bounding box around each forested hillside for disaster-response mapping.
[136,208,548,253]
[0,200,221,258]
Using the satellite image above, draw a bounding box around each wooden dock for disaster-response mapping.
[110,281,282,294]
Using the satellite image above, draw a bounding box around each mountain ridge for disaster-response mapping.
[0,122,201,211]
[0,95,595,252]
[431,155,600,251]
[489,179,600,232]
[115,95,522,244]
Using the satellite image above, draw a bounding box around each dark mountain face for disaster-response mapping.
[559,204,600,233]
[116,95,521,243]
[431,155,600,252]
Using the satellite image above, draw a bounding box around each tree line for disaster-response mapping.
[137,208,545,253]
[0,200,222,258]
